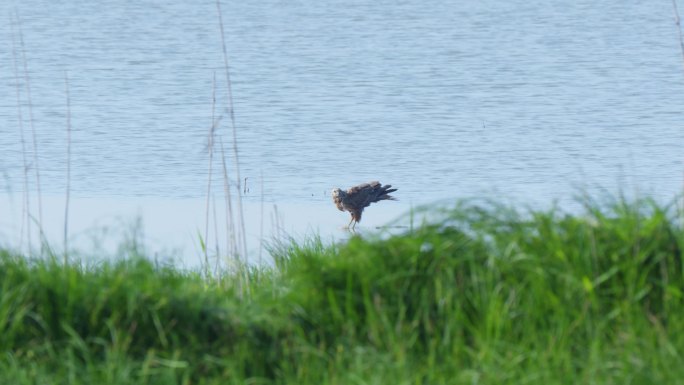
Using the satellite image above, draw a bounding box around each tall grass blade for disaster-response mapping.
[9,17,31,254]
[16,14,45,254]
[216,0,248,262]
[204,73,217,277]
[673,0,684,72]
[64,71,72,265]
[218,138,237,266]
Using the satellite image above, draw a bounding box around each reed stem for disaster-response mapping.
[674,0,684,72]
[17,18,45,254]
[64,71,72,265]
[216,0,248,263]
[204,76,217,278]
[10,17,31,255]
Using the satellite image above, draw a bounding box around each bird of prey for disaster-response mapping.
[331,181,397,230]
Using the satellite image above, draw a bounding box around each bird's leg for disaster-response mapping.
[347,216,354,229]
[351,219,357,231]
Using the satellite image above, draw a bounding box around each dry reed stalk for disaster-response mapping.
[218,138,238,265]
[204,75,217,278]
[212,193,221,281]
[219,137,248,297]
[64,71,72,265]
[259,170,264,266]
[674,0,684,71]
[674,0,684,224]
[216,0,248,262]
[271,204,284,242]
[17,17,45,250]
[10,17,32,254]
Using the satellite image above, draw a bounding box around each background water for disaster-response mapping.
[1,0,683,261]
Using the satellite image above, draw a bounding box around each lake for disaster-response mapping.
[1,0,683,264]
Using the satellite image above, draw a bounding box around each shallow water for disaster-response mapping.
[1,0,683,259]
[0,194,415,266]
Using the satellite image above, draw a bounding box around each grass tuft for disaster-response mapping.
[1,195,683,384]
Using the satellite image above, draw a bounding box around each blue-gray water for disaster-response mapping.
[1,0,683,260]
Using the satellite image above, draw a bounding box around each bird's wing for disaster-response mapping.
[346,181,386,208]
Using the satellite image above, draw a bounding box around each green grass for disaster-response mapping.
[1,196,683,384]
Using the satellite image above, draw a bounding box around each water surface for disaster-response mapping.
[1,0,682,259]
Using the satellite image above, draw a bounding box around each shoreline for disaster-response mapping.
[0,193,416,266]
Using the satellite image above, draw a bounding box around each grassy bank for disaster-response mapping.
[1,197,683,384]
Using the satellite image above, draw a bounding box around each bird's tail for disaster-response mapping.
[380,184,398,200]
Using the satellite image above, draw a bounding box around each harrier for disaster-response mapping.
[331,181,397,230]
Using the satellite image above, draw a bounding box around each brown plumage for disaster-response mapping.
[331,181,397,229]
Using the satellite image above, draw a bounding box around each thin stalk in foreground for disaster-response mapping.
[64,71,72,265]
[259,170,264,266]
[204,75,218,278]
[674,0,684,72]
[219,137,246,295]
[18,16,45,250]
[218,138,237,263]
[216,0,248,261]
[212,193,221,281]
[10,18,31,254]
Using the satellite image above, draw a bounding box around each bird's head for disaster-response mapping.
[331,188,343,199]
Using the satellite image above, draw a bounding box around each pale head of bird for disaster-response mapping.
[331,188,343,199]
